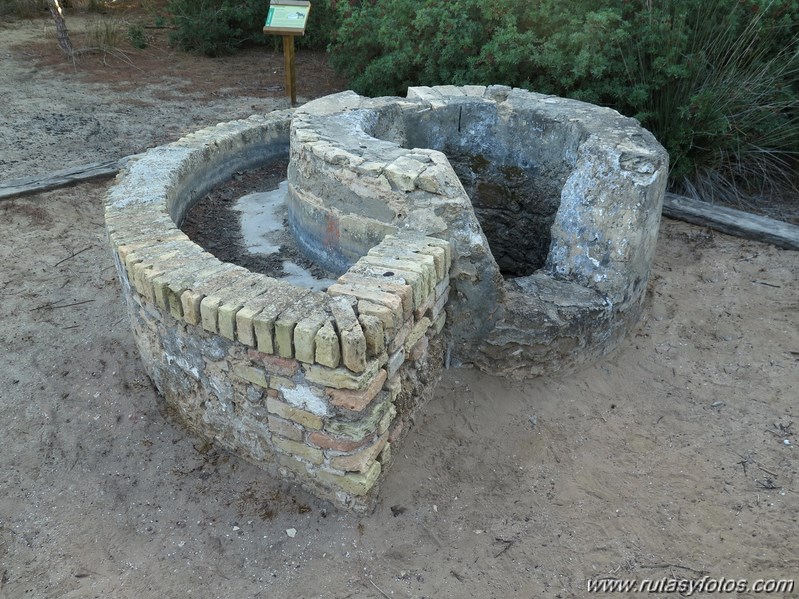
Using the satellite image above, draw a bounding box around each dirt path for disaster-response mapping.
[1,16,797,599]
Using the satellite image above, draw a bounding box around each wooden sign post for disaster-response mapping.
[263,0,311,107]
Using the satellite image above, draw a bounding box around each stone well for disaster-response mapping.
[105,86,667,511]
[289,86,668,376]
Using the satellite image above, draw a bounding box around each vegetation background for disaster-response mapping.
[3,0,798,219]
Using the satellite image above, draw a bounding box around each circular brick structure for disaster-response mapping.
[289,86,668,377]
[105,86,667,511]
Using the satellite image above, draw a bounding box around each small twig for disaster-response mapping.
[765,429,785,437]
[757,464,778,478]
[450,570,465,582]
[736,453,753,476]
[54,245,92,267]
[367,578,391,599]
[752,280,781,288]
[640,563,709,576]
[494,537,515,558]
[30,299,95,311]
[48,299,95,310]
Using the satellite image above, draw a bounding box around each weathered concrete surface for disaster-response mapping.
[289,86,668,377]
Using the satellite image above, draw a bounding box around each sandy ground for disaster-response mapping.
[1,15,797,599]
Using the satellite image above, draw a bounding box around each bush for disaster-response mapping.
[127,22,147,49]
[328,0,799,208]
[166,0,338,57]
[0,0,49,18]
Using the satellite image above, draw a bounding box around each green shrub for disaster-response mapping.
[166,0,338,57]
[0,0,49,18]
[328,0,799,207]
[127,22,147,49]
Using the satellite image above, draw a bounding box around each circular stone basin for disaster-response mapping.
[288,85,668,376]
[104,86,666,511]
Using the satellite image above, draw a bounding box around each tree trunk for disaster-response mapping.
[47,0,73,57]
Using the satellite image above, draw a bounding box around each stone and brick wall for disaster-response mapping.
[106,86,667,510]
[106,111,450,512]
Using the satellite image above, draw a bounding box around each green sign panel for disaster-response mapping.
[264,1,311,34]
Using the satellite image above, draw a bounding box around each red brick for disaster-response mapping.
[326,369,387,412]
[260,353,300,377]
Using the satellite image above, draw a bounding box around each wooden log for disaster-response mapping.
[663,193,799,251]
[0,157,132,201]
[47,0,73,56]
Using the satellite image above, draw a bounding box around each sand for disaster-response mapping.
[0,15,796,599]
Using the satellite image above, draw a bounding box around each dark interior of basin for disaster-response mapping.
[178,155,336,289]
[446,152,560,276]
[370,101,581,277]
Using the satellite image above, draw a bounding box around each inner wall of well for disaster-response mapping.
[373,102,582,277]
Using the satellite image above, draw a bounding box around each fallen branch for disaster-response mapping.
[663,193,799,251]
[0,157,134,201]
[31,299,95,311]
[54,245,93,267]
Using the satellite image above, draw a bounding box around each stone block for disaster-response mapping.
[377,404,397,435]
[384,156,426,191]
[316,461,381,496]
[385,374,401,402]
[329,295,359,330]
[432,286,449,320]
[408,334,429,362]
[268,416,304,442]
[294,312,328,364]
[276,453,310,477]
[404,317,431,353]
[308,430,375,452]
[366,248,437,293]
[413,293,435,321]
[200,296,222,333]
[233,364,268,388]
[327,369,387,413]
[314,322,341,368]
[350,263,426,308]
[340,325,367,373]
[271,436,324,465]
[433,311,446,335]
[274,293,328,359]
[358,314,385,357]
[378,442,391,467]
[304,358,380,391]
[329,433,388,473]
[357,300,397,333]
[389,319,413,354]
[386,348,405,379]
[217,278,275,341]
[266,397,323,430]
[281,383,329,417]
[241,285,309,351]
[325,397,391,440]
[334,274,413,319]
[269,375,295,390]
[327,283,404,330]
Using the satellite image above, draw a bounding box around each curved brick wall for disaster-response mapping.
[105,111,451,512]
[288,86,668,377]
[106,87,667,510]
